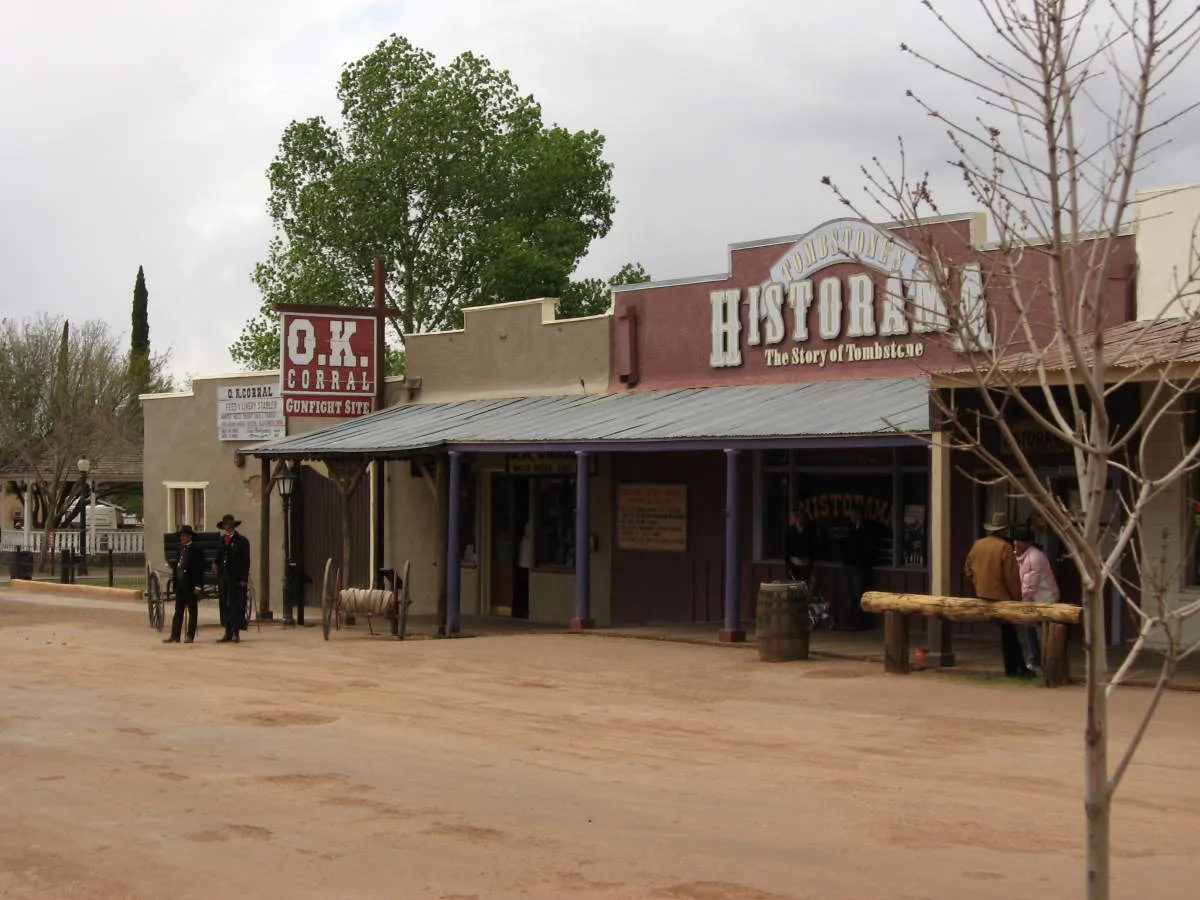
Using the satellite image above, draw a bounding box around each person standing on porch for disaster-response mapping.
[842,507,874,630]
[1013,526,1059,671]
[215,513,250,643]
[785,509,815,583]
[964,512,1034,678]
[515,519,533,620]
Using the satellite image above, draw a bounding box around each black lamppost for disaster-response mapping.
[276,462,297,626]
[76,458,90,575]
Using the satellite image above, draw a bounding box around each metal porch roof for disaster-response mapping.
[250,377,931,459]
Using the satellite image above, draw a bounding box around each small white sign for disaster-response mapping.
[217,383,286,442]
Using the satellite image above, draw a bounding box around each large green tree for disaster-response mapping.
[231,35,616,370]
[557,261,651,319]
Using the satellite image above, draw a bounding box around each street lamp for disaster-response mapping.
[275,462,297,626]
[76,458,91,576]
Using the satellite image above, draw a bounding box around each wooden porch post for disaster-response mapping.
[927,430,956,667]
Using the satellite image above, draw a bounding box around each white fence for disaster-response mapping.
[0,530,145,555]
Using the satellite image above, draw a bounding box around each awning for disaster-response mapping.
[249,377,931,459]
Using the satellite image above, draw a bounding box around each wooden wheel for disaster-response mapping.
[147,570,164,632]
[244,581,258,631]
[321,558,334,640]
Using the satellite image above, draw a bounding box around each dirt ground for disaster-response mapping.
[1,593,1198,900]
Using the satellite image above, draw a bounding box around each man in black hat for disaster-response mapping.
[214,513,250,643]
[164,525,205,644]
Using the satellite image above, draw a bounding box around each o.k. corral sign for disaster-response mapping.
[277,306,379,418]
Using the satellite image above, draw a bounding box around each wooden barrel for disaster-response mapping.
[756,581,812,662]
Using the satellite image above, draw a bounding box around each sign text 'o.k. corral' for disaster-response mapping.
[279,310,378,418]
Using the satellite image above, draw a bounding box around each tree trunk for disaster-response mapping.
[1084,583,1109,900]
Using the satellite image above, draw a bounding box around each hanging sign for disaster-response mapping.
[216,383,285,441]
[278,307,379,418]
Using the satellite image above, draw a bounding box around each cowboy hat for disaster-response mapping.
[178,524,196,537]
[217,514,242,529]
[983,511,1010,533]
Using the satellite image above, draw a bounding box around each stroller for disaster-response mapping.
[789,570,833,631]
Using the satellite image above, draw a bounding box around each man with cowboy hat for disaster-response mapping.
[214,513,251,643]
[965,511,1034,678]
[164,525,206,644]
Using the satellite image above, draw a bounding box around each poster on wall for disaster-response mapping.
[216,383,286,442]
[902,504,926,567]
[617,483,687,552]
[278,306,379,418]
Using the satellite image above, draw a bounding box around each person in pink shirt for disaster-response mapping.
[1013,526,1060,670]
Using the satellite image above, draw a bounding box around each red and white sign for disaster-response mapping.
[279,310,378,418]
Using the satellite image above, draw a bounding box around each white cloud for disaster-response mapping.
[1,0,1196,383]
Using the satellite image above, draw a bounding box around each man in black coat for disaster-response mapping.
[164,525,206,644]
[214,513,251,643]
[842,507,876,630]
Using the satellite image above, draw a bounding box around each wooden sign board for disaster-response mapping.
[618,483,687,552]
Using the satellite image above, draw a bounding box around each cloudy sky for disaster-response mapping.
[2,0,1197,384]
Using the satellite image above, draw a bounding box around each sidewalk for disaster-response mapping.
[597,621,1200,690]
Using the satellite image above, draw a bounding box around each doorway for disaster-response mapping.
[489,474,530,618]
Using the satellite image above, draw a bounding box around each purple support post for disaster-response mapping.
[720,448,745,642]
[572,451,594,630]
[446,451,462,635]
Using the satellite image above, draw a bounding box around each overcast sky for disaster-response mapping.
[2,0,1197,384]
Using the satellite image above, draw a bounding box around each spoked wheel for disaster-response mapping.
[244,581,258,631]
[147,571,164,632]
[321,559,334,640]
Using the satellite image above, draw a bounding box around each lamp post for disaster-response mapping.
[76,458,90,575]
[276,462,297,626]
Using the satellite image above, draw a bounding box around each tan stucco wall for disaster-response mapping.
[141,372,323,615]
[405,298,611,402]
[1136,184,1200,320]
[1137,384,1200,649]
[142,298,614,627]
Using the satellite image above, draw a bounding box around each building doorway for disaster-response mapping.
[489,474,530,618]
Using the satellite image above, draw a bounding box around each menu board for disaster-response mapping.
[617,484,687,552]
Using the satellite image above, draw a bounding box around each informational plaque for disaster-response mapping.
[617,483,687,552]
[217,383,286,442]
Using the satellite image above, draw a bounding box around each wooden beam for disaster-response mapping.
[863,591,1082,626]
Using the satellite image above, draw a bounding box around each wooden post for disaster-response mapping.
[927,429,955,667]
[326,458,369,591]
[1043,622,1070,688]
[435,456,449,636]
[371,258,387,589]
[884,611,911,674]
[258,456,273,619]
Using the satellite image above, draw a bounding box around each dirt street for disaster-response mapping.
[1,593,1198,899]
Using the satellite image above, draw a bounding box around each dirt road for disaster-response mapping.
[1,593,1197,899]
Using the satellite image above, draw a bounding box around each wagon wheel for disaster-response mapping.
[321,558,334,640]
[398,560,412,642]
[244,581,259,632]
[147,570,164,632]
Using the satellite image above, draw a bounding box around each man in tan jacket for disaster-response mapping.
[965,512,1034,678]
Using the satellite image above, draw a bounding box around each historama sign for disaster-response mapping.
[606,214,1046,392]
[277,305,379,418]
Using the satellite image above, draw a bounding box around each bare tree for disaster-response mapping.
[0,314,165,558]
[825,2,1200,897]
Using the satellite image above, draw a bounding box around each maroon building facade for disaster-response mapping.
[605,213,1136,635]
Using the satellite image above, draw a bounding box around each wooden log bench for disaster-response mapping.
[861,591,1082,687]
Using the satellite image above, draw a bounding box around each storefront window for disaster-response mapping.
[1187,395,1200,587]
[534,477,575,568]
[756,452,926,569]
